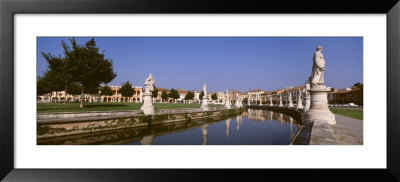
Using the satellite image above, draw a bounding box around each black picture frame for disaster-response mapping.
[1,0,399,181]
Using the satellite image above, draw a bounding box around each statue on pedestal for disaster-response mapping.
[225,89,231,109]
[201,84,209,111]
[303,46,336,125]
[288,93,293,108]
[235,92,241,107]
[297,89,304,109]
[141,73,155,115]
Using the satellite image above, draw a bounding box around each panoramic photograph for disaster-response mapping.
[36,37,363,145]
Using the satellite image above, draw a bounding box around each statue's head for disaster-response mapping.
[316,46,323,51]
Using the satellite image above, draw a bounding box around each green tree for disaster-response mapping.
[66,83,82,96]
[152,85,158,98]
[169,88,180,100]
[41,53,67,93]
[211,93,218,100]
[84,85,100,102]
[118,81,134,102]
[184,91,195,100]
[84,85,99,95]
[161,90,169,101]
[37,75,51,96]
[100,85,113,96]
[199,91,204,100]
[59,37,117,108]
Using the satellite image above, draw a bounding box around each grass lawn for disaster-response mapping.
[37,102,224,113]
[329,108,363,120]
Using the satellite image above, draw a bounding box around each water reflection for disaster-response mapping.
[37,109,301,145]
[225,119,231,138]
[140,135,154,145]
[201,124,209,145]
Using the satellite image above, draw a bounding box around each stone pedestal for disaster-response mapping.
[201,98,209,111]
[225,100,231,109]
[297,98,304,109]
[288,100,293,108]
[303,85,336,126]
[259,101,262,106]
[141,93,155,115]
[235,100,241,107]
[279,100,283,107]
[303,95,310,113]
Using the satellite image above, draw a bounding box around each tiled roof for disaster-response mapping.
[286,86,305,91]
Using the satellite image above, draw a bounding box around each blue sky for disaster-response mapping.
[37,37,363,92]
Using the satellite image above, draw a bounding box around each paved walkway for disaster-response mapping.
[331,114,363,145]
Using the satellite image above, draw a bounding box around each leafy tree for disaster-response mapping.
[184,91,195,100]
[57,37,117,108]
[152,85,158,98]
[118,81,134,102]
[211,93,218,100]
[353,82,362,87]
[84,85,99,95]
[100,85,113,96]
[199,91,204,100]
[41,53,67,93]
[37,75,51,96]
[169,88,180,100]
[161,90,169,101]
[66,83,82,95]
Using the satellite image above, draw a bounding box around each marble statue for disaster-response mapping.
[303,80,311,113]
[225,89,231,109]
[279,95,283,107]
[288,93,293,108]
[235,92,241,107]
[303,47,336,125]
[310,46,325,87]
[201,84,209,111]
[141,73,155,115]
[144,73,155,94]
[297,89,304,109]
[202,84,208,99]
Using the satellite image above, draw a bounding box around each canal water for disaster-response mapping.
[38,109,300,145]
[126,109,300,145]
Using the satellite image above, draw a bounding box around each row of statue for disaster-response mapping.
[140,46,335,126]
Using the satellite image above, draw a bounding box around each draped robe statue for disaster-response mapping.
[202,84,208,99]
[144,73,155,94]
[310,46,326,87]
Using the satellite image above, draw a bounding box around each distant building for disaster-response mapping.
[248,89,264,105]
[285,86,306,104]
[37,85,143,103]
[328,85,363,105]
[101,85,143,103]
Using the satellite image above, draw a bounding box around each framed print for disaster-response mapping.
[1,0,400,181]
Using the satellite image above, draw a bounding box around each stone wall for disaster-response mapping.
[37,108,244,141]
